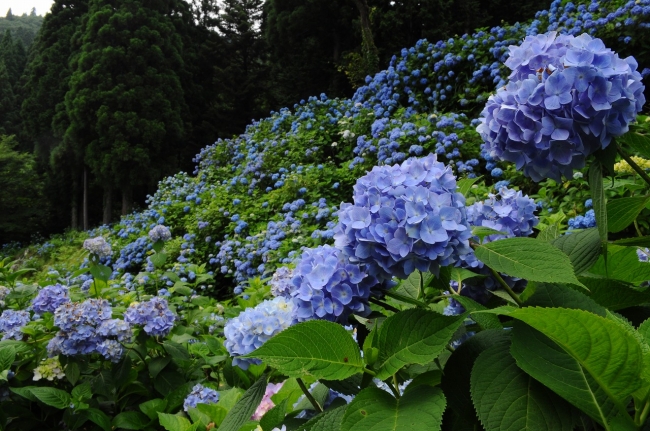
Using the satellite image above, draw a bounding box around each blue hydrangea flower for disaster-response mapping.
[224,297,294,369]
[47,299,132,362]
[83,237,112,259]
[638,248,649,263]
[334,154,472,281]
[289,245,378,323]
[31,284,70,315]
[123,297,176,337]
[465,187,538,244]
[478,32,645,182]
[183,384,220,412]
[148,225,172,242]
[568,209,596,229]
[0,310,30,340]
[457,187,539,303]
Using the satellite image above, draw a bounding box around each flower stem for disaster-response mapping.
[616,144,650,187]
[368,296,400,313]
[382,289,429,308]
[297,378,323,413]
[487,267,524,307]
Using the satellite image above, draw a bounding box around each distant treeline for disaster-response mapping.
[0,0,550,243]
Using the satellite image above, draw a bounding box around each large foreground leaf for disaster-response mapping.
[508,307,643,403]
[607,196,650,233]
[579,277,650,310]
[551,228,601,275]
[340,386,446,431]
[474,237,583,287]
[243,320,363,380]
[471,344,573,431]
[511,323,619,427]
[372,309,465,380]
[589,245,650,285]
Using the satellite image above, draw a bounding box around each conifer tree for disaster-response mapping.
[20,0,89,229]
[0,61,17,135]
[65,0,186,219]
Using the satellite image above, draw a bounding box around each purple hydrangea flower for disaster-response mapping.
[478,32,645,182]
[148,225,172,242]
[224,297,294,369]
[0,310,30,340]
[270,267,294,298]
[334,154,472,281]
[289,245,378,323]
[47,299,132,362]
[31,284,70,314]
[183,384,219,412]
[637,248,649,263]
[123,297,176,337]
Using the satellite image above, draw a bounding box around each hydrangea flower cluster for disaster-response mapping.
[456,187,539,303]
[148,225,172,242]
[123,297,176,337]
[183,384,219,412]
[615,156,650,175]
[31,284,70,315]
[83,237,112,259]
[478,31,645,182]
[47,299,132,362]
[335,154,472,281]
[251,382,284,420]
[465,187,539,244]
[289,245,378,322]
[567,209,596,229]
[224,297,294,369]
[270,267,293,298]
[32,357,65,381]
[0,310,30,340]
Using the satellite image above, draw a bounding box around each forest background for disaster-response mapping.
[0,0,550,244]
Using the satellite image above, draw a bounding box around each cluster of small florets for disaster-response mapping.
[270,267,294,298]
[465,187,539,244]
[335,154,472,281]
[453,187,539,303]
[47,299,132,362]
[289,245,377,323]
[252,382,284,420]
[183,384,220,412]
[33,357,65,381]
[83,237,112,259]
[615,156,650,175]
[31,284,70,315]
[224,297,294,369]
[478,31,645,182]
[148,225,172,242]
[0,309,30,340]
[123,297,176,337]
[567,209,596,229]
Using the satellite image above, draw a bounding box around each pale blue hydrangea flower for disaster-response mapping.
[183,384,219,412]
[269,267,294,298]
[148,225,172,242]
[224,297,294,369]
[83,237,112,259]
[0,310,30,340]
[638,248,649,263]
